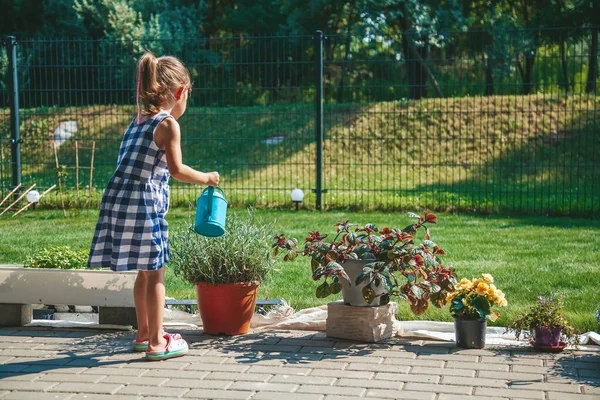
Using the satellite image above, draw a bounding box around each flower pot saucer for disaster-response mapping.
[533,341,568,353]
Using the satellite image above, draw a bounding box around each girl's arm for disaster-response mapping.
[154,117,220,186]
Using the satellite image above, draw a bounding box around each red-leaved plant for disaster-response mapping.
[272,212,458,315]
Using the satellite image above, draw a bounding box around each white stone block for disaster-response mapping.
[0,266,136,308]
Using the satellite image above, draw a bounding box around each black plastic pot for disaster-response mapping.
[454,317,487,349]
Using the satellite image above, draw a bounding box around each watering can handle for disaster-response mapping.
[202,186,225,196]
[203,186,225,222]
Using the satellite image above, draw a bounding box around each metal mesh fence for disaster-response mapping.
[0,28,598,215]
[322,29,599,214]
[0,43,10,196]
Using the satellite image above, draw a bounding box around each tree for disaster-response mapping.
[505,0,545,95]
[572,0,599,93]
[461,0,520,96]
[216,0,285,35]
[74,0,202,50]
[361,0,466,99]
[588,28,598,93]
[0,0,86,37]
[535,0,580,93]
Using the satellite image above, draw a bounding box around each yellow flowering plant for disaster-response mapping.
[447,274,507,321]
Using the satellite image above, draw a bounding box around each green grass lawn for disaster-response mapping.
[1,208,599,332]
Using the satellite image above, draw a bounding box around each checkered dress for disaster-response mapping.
[88,113,172,271]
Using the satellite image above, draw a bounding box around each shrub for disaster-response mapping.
[170,209,275,284]
[25,246,88,269]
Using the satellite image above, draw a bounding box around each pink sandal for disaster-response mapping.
[132,330,165,352]
[145,332,188,361]
[132,339,148,352]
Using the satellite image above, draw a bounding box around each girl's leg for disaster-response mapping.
[133,271,149,342]
[143,268,167,350]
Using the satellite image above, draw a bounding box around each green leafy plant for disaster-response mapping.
[447,274,507,321]
[170,209,276,285]
[506,295,579,345]
[25,246,89,269]
[273,212,457,315]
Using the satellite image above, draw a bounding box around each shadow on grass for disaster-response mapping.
[470,213,600,229]
[413,116,600,216]
[19,104,364,192]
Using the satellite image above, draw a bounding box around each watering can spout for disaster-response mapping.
[194,186,227,237]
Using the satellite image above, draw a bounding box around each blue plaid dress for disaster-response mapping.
[88,113,172,271]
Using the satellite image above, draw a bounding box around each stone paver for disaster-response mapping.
[1,393,74,400]
[270,374,334,385]
[438,395,508,400]
[366,389,435,399]
[0,381,57,391]
[0,327,598,400]
[69,395,141,400]
[441,375,508,388]
[183,389,253,399]
[547,393,600,400]
[116,384,189,397]
[253,392,322,400]
[49,382,123,394]
[97,375,168,386]
[0,372,42,381]
[375,372,440,383]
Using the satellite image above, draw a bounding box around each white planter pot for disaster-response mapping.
[0,266,136,307]
[340,259,387,307]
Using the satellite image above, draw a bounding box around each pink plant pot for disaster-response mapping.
[532,326,562,347]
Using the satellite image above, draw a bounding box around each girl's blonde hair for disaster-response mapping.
[136,52,191,121]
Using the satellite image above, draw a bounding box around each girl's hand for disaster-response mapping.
[206,172,220,187]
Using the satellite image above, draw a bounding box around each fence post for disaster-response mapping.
[5,36,21,189]
[314,30,324,210]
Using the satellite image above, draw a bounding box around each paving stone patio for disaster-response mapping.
[0,327,598,399]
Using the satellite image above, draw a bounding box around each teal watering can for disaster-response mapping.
[194,186,227,237]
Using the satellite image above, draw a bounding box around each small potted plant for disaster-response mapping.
[273,212,457,314]
[506,295,579,351]
[447,274,507,349]
[170,209,276,336]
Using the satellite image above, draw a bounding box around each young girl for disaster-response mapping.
[88,52,219,361]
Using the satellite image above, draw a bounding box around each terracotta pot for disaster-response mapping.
[340,259,387,307]
[454,317,487,349]
[195,282,259,335]
[532,326,562,347]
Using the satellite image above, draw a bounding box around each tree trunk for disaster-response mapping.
[518,2,537,95]
[415,45,429,99]
[401,31,417,99]
[485,52,494,96]
[559,38,569,92]
[407,41,442,98]
[337,32,353,103]
[522,51,536,95]
[586,28,598,93]
[402,34,430,99]
[399,6,426,100]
